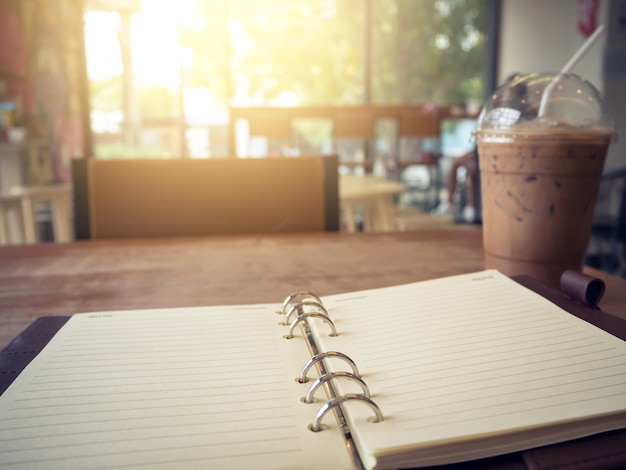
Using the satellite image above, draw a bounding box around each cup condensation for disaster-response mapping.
[474,73,613,287]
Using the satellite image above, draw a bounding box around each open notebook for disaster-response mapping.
[1,270,626,470]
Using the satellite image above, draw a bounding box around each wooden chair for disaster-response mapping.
[396,112,442,210]
[398,113,441,138]
[72,155,339,239]
[333,112,375,174]
[232,112,292,157]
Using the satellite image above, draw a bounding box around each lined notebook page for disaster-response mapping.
[0,306,352,470]
[316,270,626,469]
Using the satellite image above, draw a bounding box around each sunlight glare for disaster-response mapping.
[85,0,195,87]
[132,0,185,87]
[84,11,122,79]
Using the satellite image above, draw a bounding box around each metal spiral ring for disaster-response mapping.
[309,394,383,432]
[281,291,322,315]
[285,312,337,339]
[304,372,370,404]
[285,300,328,325]
[298,351,360,383]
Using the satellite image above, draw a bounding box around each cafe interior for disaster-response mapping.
[0,0,626,344]
[1,3,626,468]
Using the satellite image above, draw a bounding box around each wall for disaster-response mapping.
[0,1,27,105]
[604,0,626,172]
[499,0,624,171]
[499,0,607,88]
[0,0,89,184]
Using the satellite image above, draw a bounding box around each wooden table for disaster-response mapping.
[1,229,625,350]
[340,174,407,232]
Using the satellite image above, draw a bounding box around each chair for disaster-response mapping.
[586,167,626,277]
[243,113,292,156]
[229,108,293,157]
[333,112,375,175]
[72,155,339,239]
[396,112,442,210]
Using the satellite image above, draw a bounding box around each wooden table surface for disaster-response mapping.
[1,228,624,349]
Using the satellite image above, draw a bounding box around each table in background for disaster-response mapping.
[1,229,625,349]
[340,174,406,232]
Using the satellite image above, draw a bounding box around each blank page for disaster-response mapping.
[316,270,626,469]
[0,305,352,470]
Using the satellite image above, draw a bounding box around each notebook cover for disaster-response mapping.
[0,316,70,395]
[1,273,625,469]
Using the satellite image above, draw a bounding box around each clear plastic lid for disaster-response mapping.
[475,73,613,136]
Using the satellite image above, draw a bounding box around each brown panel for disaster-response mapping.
[71,158,90,240]
[399,114,441,137]
[322,154,339,231]
[247,116,291,138]
[333,113,375,138]
[87,156,337,239]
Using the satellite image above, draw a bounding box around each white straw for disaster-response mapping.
[538,25,605,117]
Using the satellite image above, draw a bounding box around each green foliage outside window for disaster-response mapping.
[86,0,489,157]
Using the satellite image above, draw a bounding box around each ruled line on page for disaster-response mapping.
[0,305,353,470]
[314,270,626,457]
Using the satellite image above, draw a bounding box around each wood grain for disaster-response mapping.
[1,229,624,349]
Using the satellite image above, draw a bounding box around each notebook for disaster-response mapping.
[1,270,626,470]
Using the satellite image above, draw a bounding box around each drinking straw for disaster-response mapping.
[538,25,605,117]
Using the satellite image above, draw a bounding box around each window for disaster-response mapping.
[84,0,490,159]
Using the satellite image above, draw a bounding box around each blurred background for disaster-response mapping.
[0,1,624,269]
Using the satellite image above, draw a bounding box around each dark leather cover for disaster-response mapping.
[0,316,70,395]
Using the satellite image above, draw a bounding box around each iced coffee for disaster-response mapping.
[475,73,613,287]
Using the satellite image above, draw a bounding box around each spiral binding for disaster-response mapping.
[285,301,329,325]
[310,394,383,432]
[280,291,384,437]
[280,293,337,339]
[286,312,337,339]
[304,372,370,404]
[281,291,323,315]
[298,351,360,383]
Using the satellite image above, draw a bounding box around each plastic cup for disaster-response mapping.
[474,72,614,287]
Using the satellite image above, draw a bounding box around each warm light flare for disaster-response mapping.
[85,0,195,86]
